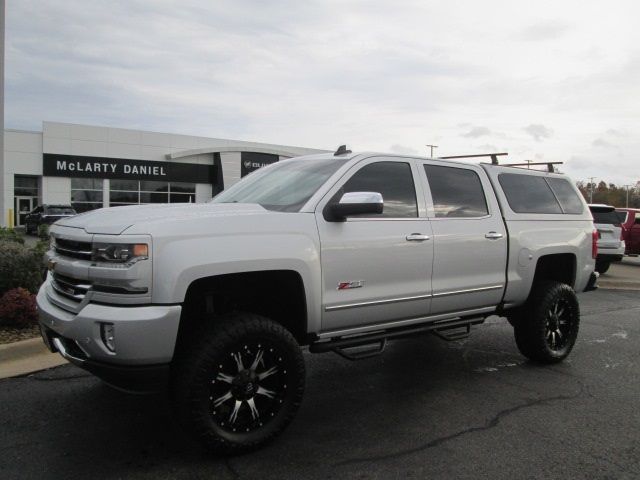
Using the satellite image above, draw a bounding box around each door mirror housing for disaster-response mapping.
[327,192,384,221]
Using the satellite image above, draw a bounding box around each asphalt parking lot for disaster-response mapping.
[1,288,639,480]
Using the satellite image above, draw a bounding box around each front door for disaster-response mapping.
[15,197,35,227]
[316,157,433,333]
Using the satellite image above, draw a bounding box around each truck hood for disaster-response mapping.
[55,203,270,235]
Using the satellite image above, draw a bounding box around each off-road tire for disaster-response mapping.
[513,281,580,364]
[171,312,305,455]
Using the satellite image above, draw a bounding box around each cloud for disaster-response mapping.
[476,144,499,152]
[462,127,491,138]
[4,1,640,186]
[516,21,571,41]
[605,129,626,137]
[592,138,615,148]
[523,124,553,142]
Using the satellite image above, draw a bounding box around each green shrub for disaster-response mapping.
[0,227,24,245]
[0,288,38,328]
[37,223,50,240]
[0,241,44,295]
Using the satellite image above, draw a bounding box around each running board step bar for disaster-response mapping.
[309,316,485,360]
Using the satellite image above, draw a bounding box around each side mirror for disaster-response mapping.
[327,192,383,221]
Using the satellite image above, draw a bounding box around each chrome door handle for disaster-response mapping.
[406,233,430,242]
[485,231,503,240]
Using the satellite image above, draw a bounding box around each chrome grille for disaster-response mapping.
[54,238,93,260]
[51,272,91,302]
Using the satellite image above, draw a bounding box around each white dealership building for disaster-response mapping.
[2,121,326,228]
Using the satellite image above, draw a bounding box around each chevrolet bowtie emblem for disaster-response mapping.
[48,259,57,271]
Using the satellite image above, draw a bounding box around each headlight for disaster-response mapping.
[92,243,149,263]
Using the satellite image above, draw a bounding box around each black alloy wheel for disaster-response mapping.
[172,313,305,454]
[209,340,290,434]
[514,281,580,363]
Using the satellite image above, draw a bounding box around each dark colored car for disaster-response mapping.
[25,205,77,235]
[616,208,640,255]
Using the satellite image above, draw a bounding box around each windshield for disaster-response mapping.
[212,157,347,212]
[46,207,76,215]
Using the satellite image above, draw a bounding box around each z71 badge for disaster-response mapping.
[337,280,364,290]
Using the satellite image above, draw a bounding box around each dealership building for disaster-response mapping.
[2,121,326,227]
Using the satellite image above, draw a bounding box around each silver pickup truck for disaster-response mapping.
[38,150,598,453]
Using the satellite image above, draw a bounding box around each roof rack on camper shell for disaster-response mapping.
[439,152,563,173]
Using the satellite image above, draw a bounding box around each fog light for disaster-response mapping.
[100,323,116,352]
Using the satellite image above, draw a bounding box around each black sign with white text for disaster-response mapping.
[43,154,216,183]
[240,152,279,177]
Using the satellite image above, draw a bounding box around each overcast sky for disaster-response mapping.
[6,0,640,185]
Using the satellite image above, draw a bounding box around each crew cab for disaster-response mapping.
[38,150,597,453]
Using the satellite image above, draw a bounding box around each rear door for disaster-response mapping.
[417,161,507,314]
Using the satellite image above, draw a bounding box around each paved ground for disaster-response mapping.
[599,256,640,289]
[1,288,639,480]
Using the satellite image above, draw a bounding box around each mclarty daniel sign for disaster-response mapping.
[43,154,215,183]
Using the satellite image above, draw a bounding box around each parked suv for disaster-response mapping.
[588,204,625,273]
[38,151,597,453]
[25,204,77,235]
[615,208,640,255]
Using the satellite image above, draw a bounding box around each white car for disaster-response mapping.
[589,204,625,273]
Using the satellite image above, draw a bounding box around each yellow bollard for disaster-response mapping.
[8,208,14,229]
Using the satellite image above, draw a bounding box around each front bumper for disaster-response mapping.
[41,326,170,393]
[37,284,181,391]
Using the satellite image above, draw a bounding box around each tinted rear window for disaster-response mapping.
[424,165,488,217]
[615,211,628,223]
[590,209,621,225]
[546,178,584,214]
[498,174,562,214]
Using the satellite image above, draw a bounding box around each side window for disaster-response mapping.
[338,162,418,218]
[546,178,584,214]
[498,173,562,214]
[635,216,640,225]
[423,165,489,218]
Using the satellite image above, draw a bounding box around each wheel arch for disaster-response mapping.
[532,253,577,288]
[176,270,310,352]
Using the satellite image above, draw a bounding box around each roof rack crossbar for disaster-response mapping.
[502,161,564,173]
[439,153,508,165]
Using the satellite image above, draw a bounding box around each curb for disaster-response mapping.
[0,337,67,379]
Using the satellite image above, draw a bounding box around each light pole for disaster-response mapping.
[624,185,633,208]
[426,144,438,158]
[588,177,596,203]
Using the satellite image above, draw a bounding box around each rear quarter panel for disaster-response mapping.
[482,165,595,305]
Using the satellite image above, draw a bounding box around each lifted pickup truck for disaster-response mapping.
[38,150,597,453]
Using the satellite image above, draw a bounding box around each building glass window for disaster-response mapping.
[71,178,104,213]
[109,181,195,207]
